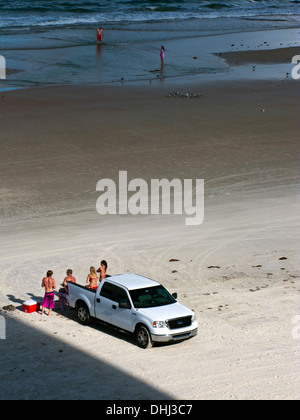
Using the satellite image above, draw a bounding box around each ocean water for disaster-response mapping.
[0,0,299,88]
[0,0,299,30]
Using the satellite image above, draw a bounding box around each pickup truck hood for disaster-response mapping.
[137,302,193,321]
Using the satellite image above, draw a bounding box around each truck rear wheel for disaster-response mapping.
[136,325,153,349]
[77,303,91,325]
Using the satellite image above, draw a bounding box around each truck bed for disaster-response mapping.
[68,282,97,294]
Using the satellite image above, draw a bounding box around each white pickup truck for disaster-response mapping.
[66,273,198,349]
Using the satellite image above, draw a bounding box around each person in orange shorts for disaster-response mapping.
[96,27,103,44]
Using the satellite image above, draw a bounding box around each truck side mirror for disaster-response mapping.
[172,293,178,299]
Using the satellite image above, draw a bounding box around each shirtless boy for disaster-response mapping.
[41,270,56,316]
[60,269,76,310]
[62,269,76,287]
[96,27,103,44]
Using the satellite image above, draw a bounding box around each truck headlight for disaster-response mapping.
[192,312,197,322]
[153,321,168,328]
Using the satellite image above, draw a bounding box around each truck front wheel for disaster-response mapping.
[77,303,91,325]
[136,325,153,349]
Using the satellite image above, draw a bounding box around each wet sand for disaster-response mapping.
[0,42,299,400]
[216,46,299,66]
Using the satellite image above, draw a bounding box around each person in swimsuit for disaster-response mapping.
[41,270,57,316]
[96,27,103,44]
[86,266,98,290]
[59,269,76,310]
[160,45,165,68]
[62,269,76,287]
[97,260,107,283]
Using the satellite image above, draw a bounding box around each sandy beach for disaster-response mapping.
[0,32,300,400]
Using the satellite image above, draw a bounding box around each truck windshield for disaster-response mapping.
[129,285,176,309]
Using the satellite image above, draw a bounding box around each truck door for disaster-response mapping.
[95,281,116,323]
[96,282,133,332]
[111,286,134,332]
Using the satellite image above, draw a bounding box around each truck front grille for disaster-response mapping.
[167,316,192,330]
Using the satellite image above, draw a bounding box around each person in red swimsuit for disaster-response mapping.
[96,27,103,44]
[86,267,98,290]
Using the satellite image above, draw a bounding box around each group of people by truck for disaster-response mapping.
[40,267,198,348]
[40,260,108,316]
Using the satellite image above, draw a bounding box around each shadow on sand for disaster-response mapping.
[0,298,172,400]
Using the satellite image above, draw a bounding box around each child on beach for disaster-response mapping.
[86,267,98,290]
[160,45,165,68]
[41,270,56,316]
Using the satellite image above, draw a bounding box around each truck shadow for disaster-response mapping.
[59,307,189,350]
[6,295,186,349]
[59,306,138,347]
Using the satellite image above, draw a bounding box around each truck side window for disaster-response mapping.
[115,287,130,305]
[100,282,116,300]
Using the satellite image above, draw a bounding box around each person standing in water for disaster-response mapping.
[160,45,165,68]
[96,27,104,44]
